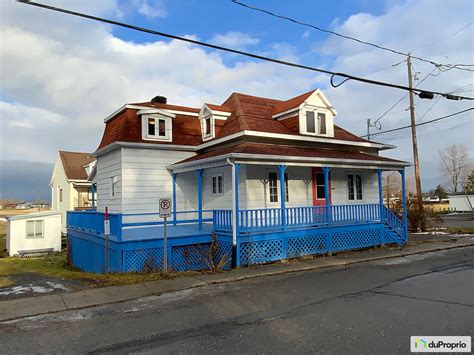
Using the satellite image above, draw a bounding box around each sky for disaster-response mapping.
[0,0,473,200]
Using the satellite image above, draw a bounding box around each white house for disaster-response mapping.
[448,193,474,212]
[93,90,407,217]
[6,211,62,257]
[67,89,410,273]
[50,151,96,233]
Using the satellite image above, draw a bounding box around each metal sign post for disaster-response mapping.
[159,198,172,273]
[104,207,110,274]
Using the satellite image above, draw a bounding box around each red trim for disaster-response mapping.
[312,167,332,206]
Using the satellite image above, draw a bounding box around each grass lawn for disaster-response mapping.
[0,253,200,289]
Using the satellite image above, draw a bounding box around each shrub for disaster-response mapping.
[389,193,441,232]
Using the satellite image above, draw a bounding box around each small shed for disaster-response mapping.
[6,211,62,257]
[448,193,474,212]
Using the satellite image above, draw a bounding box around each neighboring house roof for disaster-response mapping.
[272,89,315,115]
[59,151,96,181]
[174,142,408,166]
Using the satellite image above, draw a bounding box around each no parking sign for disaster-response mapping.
[159,198,172,218]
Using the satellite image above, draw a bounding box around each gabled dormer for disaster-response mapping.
[138,108,174,142]
[272,89,337,138]
[199,103,231,141]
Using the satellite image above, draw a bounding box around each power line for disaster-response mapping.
[231,0,474,72]
[411,21,474,52]
[17,0,474,101]
[361,108,474,138]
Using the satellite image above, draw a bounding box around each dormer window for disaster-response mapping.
[303,110,328,136]
[142,114,172,141]
[205,116,212,136]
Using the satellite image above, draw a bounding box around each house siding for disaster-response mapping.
[243,166,378,209]
[50,155,73,233]
[121,147,196,214]
[96,148,123,213]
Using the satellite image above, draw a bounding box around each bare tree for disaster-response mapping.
[439,144,471,193]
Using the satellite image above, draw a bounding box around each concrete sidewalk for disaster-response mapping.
[1,237,473,322]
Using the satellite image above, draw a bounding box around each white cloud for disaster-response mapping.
[132,0,167,18]
[209,31,260,48]
[302,30,310,39]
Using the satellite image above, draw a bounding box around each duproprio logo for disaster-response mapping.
[411,336,471,353]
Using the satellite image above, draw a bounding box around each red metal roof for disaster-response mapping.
[176,142,407,165]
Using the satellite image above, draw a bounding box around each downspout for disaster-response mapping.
[227,158,238,267]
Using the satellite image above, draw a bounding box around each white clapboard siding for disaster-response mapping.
[121,148,196,214]
[50,155,73,233]
[96,148,123,213]
[245,166,312,209]
[330,169,379,204]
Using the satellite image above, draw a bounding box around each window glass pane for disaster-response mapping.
[26,221,35,238]
[356,175,363,200]
[158,119,166,136]
[284,173,289,202]
[317,186,326,199]
[218,176,223,193]
[318,113,326,134]
[148,118,155,136]
[59,189,63,202]
[212,177,217,194]
[205,117,211,135]
[347,174,355,200]
[269,172,278,203]
[35,221,43,237]
[306,111,315,133]
[316,172,325,185]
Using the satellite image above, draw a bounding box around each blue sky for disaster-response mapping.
[0,0,472,198]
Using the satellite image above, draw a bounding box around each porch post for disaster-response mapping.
[91,183,96,208]
[277,165,287,228]
[376,169,383,221]
[323,167,331,225]
[197,169,203,230]
[399,169,408,240]
[232,162,241,267]
[172,173,177,226]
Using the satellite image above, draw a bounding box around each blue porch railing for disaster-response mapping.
[122,210,213,228]
[382,205,407,241]
[67,210,123,240]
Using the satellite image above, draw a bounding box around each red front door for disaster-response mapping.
[312,167,331,206]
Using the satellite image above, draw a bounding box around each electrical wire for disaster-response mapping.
[361,107,474,138]
[17,0,474,101]
[231,0,474,72]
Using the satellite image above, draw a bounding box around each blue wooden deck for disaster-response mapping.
[121,223,214,241]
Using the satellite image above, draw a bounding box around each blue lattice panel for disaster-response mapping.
[171,244,211,272]
[287,234,329,258]
[239,239,284,266]
[331,229,381,252]
[124,248,164,272]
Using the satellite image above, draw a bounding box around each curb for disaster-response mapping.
[1,241,473,322]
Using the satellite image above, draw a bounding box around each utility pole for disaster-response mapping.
[407,54,425,230]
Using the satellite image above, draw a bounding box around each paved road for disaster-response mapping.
[1,247,473,354]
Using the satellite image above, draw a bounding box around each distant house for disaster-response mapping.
[49,151,96,233]
[448,193,474,212]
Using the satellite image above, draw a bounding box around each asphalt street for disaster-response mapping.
[1,247,473,354]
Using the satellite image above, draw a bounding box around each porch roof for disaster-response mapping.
[168,142,411,172]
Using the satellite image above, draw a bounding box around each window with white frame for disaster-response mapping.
[268,172,289,203]
[26,220,44,239]
[305,110,327,135]
[110,176,118,198]
[212,173,223,195]
[142,115,172,141]
[347,173,363,200]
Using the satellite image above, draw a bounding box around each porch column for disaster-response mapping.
[323,167,331,225]
[232,162,241,267]
[277,165,287,228]
[197,169,203,230]
[172,173,177,226]
[399,169,408,240]
[376,169,383,221]
[91,183,96,208]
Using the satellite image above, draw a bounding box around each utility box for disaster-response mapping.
[6,211,62,257]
